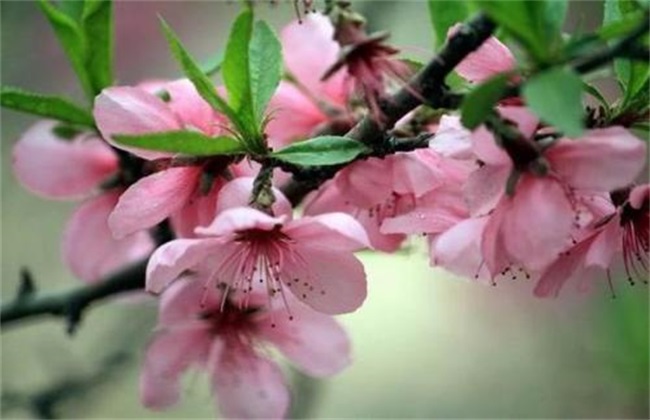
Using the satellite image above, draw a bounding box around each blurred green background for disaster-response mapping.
[1,1,648,418]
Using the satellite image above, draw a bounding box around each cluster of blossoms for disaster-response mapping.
[10,8,648,419]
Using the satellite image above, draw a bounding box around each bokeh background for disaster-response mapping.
[1,1,648,418]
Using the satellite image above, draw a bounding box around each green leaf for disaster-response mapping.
[604,0,649,106]
[200,51,224,77]
[0,86,95,126]
[223,9,254,117]
[59,0,85,21]
[272,136,370,166]
[81,0,113,93]
[38,0,93,99]
[460,74,509,129]
[582,82,610,110]
[523,67,585,137]
[222,10,282,129]
[159,18,249,139]
[428,0,469,48]
[249,20,282,122]
[477,0,566,64]
[113,131,246,156]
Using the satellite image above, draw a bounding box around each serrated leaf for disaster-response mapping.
[38,0,93,99]
[81,0,113,93]
[523,67,585,137]
[1,86,94,126]
[223,9,253,116]
[249,20,282,121]
[200,51,223,77]
[461,74,509,129]
[59,0,85,21]
[159,18,249,140]
[272,136,370,166]
[113,131,246,156]
[428,0,469,48]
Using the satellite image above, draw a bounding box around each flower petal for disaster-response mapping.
[109,166,201,239]
[213,351,289,419]
[258,304,351,377]
[546,127,647,191]
[281,14,347,106]
[62,191,154,283]
[463,163,509,216]
[196,207,287,237]
[429,115,474,159]
[285,212,370,251]
[266,82,328,147]
[12,121,118,199]
[285,246,367,314]
[94,86,182,160]
[501,176,574,271]
[140,325,211,410]
[164,79,227,136]
[432,217,489,280]
[450,24,516,83]
[146,238,218,293]
[533,239,592,298]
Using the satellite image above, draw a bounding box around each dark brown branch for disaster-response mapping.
[281,14,497,205]
[1,260,147,334]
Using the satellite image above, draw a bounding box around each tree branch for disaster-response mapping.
[281,14,497,205]
[1,260,147,334]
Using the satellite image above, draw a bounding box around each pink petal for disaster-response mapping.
[463,164,509,216]
[285,246,367,314]
[546,127,647,192]
[159,277,222,326]
[266,82,328,147]
[391,151,444,197]
[146,238,218,293]
[381,185,467,235]
[164,79,228,136]
[109,166,201,239]
[498,106,539,139]
[62,191,154,283]
[432,217,489,280]
[140,325,211,410]
[196,207,287,237]
[533,239,592,298]
[281,14,348,106]
[480,205,511,277]
[471,127,510,166]
[12,121,118,199]
[335,158,395,209]
[258,304,351,377]
[584,217,622,269]
[429,115,474,159]
[215,177,292,218]
[170,176,226,239]
[213,350,289,419]
[94,86,182,160]
[304,181,404,252]
[630,184,650,209]
[285,212,370,251]
[450,24,516,83]
[500,176,574,271]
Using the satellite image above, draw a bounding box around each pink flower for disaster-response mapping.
[449,23,516,83]
[305,149,470,252]
[266,14,354,147]
[140,278,351,418]
[466,112,647,277]
[534,185,649,297]
[94,79,253,238]
[12,120,153,282]
[146,178,369,315]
